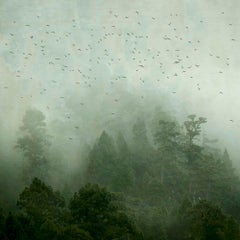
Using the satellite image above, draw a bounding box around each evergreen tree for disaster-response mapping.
[16,109,50,182]
[112,133,135,192]
[5,212,24,240]
[154,120,181,184]
[17,178,65,227]
[86,131,117,187]
[131,119,153,191]
[69,184,138,239]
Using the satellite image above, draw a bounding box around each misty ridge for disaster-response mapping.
[1,101,240,239]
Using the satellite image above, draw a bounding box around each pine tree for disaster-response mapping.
[16,109,50,182]
[86,131,117,187]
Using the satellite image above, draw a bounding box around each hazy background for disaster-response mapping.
[1,0,240,168]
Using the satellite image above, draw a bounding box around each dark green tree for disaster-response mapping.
[69,184,137,240]
[154,120,181,184]
[86,131,117,187]
[132,119,153,191]
[56,224,93,240]
[5,212,24,240]
[17,178,65,229]
[112,133,135,192]
[188,200,240,240]
[168,199,240,240]
[0,210,5,240]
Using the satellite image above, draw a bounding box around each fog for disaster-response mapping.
[1,0,240,171]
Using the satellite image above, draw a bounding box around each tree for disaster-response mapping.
[132,119,153,190]
[86,131,117,187]
[112,133,135,192]
[69,184,138,240]
[5,212,24,240]
[154,120,181,184]
[56,224,93,240]
[0,209,5,240]
[184,114,207,162]
[16,109,50,181]
[188,200,240,240]
[168,199,240,240]
[17,178,65,228]
[184,115,207,146]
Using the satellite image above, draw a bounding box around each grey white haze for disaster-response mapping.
[1,0,240,163]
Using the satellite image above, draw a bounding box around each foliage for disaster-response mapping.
[86,131,117,186]
[2,110,240,239]
[187,200,240,240]
[69,183,137,239]
[0,180,139,239]
[17,177,65,227]
[184,115,207,146]
[16,109,50,181]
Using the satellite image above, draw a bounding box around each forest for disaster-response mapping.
[1,108,240,240]
[1,0,240,239]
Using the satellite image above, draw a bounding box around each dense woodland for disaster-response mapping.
[1,108,240,239]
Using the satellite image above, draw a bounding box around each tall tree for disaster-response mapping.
[184,114,207,147]
[16,109,50,181]
[112,133,135,192]
[17,178,65,225]
[154,120,181,185]
[184,114,207,162]
[86,131,117,187]
[69,184,138,240]
[131,119,153,190]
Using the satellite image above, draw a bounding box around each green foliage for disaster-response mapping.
[69,183,137,239]
[82,113,240,239]
[86,131,117,186]
[39,219,59,239]
[112,133,135,192]
[17,178,65,226]
[188,200,240,240]
[5,212,25,240]
[4,180,138,239]
[168,199,240,240]
[154,120,181,150]
[0,209,6,240]
[56,225,93,240]
[2,110,240,240]
[86,131,135,192]
[154,120,182,184]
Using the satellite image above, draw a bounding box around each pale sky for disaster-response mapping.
[1,0,240,163]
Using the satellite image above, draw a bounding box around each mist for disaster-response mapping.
[1,0,240,164]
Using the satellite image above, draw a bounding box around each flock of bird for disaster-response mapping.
[0,5,239,140]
